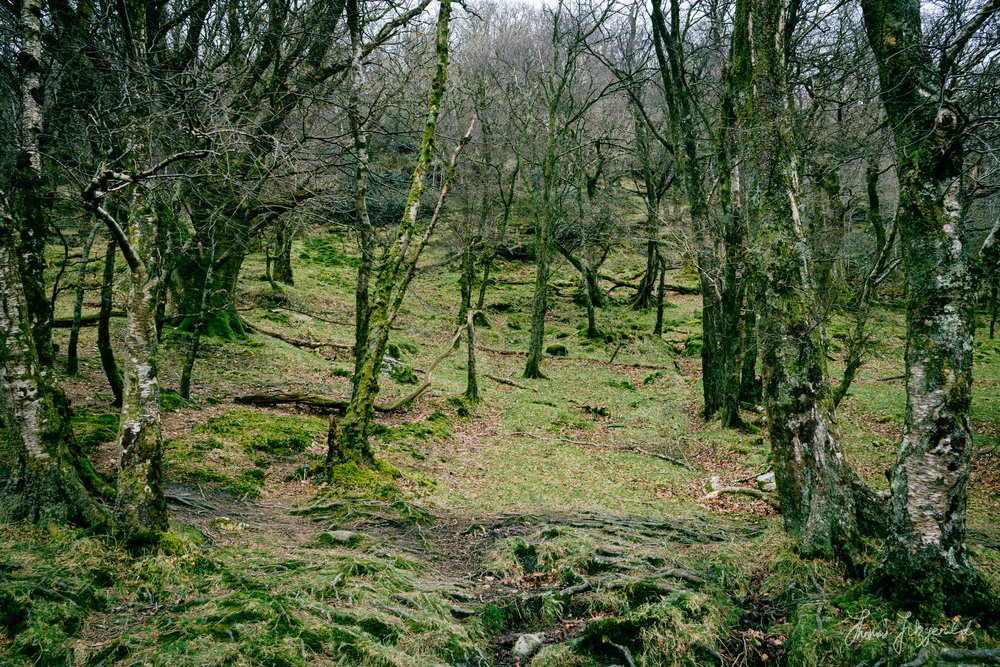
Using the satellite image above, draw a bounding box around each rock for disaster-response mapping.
[314,530,361,547]
[545,343,568,357]
[756,471,776,492]
[511,632,545,660]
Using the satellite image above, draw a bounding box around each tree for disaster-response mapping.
[327,0,468,468]
[0,194,107,526]
[859,0,1000,615]
[738,0,865,565]
[0,0,107,527]
[524,0,615,378]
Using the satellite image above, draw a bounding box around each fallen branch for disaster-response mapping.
[484,373,538,392]
[236,392,349,412]
[242,318,353,351]
[377,323,465,412]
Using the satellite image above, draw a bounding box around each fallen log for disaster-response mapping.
[52,310,126,327]
[236,392,350,412]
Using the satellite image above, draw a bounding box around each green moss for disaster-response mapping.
[327,461,402,499]
[300,236,360,268]
[72,409,119,453]
[378,412,453,444]
[193,409,321,454]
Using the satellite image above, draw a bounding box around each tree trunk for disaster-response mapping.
[0,203,105,526]
[328,0,456,467]
[465,310,479,403]
[860,0,989,615]
[179,248,214,400]
[631,101,660,310]
[741,0,860,565]
[113,207,168,543]
[98,239,123,408]
[176,251,246,340]
[13,0,55,369]
[67,223,100,375]
[653,255,667,335]
[271,219,294,285]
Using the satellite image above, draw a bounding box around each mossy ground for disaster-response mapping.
[2,229,998,665]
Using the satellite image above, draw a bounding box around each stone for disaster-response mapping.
[511,632,545,660]
[756,471,776,492]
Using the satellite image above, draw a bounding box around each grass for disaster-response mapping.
[4,228,999,665]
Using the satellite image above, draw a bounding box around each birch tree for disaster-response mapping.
[859,0,1000,614]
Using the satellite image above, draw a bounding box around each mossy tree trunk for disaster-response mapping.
[465,310,479,403]
[651,0,744,424]
[12,0,55,370]
[328,0,460,468]
[0,198,106,527]
[176,252,246,340]
[98,238,124,407]
[524,111,558,378]
[739,0,861,565]
[860,0,997,614]
[347,0,374,380]
[271,219,295,285]
[113,201,168,542]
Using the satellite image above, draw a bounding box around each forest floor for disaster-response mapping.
[3,229,1000,666]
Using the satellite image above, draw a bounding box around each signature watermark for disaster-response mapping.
[845,609,975,653]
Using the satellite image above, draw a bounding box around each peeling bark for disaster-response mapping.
[0,200,105,526]
[860,0,993,615]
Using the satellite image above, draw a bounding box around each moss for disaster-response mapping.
[327,461,401,499]
[193,409,321,454]
[300,236,360,268]
[545,343,568,356]
[71,409,119,453]
[480,603,506,636]
[379,412,453,444]
[160,389,191,413]
[606,380,636,391]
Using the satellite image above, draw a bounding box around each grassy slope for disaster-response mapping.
[1,227,998,666]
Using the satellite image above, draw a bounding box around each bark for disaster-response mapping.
[98,239,124,408]
[740,0,861,566]
[465,310,479,403]
[179,247,215,400]
[525,9,570,380]
[113,202,168,543]
[271,219,294,285]
[176,252,246,340]
[653,255,667,335]
[67,223,101,375]
[347,0,373,381]
[860,0,993,615]
[0,200,105,526]
[650,0,739,423]
[13,0,54,368]
[631,99,661,310]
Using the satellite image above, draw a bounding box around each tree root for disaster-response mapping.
[699,484,780,511]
